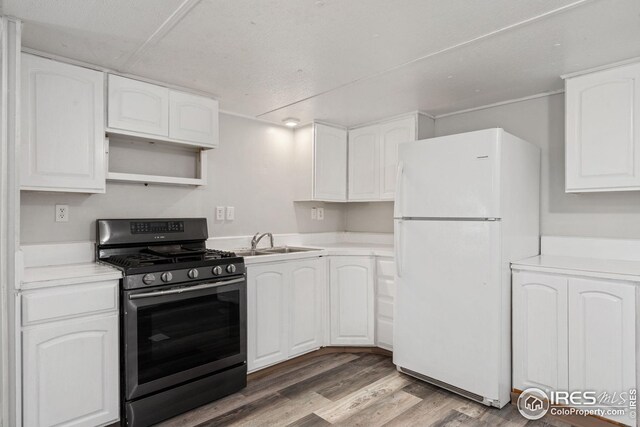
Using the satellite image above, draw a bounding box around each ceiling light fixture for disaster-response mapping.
[283,118,300,127]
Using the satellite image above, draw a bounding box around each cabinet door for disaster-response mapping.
[348,126,379,200]
[169,90,219,147]
[379,117,416,200]
[512,271,568,393]
[21,54,105,192]
[330,257,374,345]
[23,314,119,427]
[289,258,325,357]
[108,74,169,137]
[314,123,347,201]
[568,277,636,426]
[375,257,395,351]
[566,62,640,192]
[247,263,288,371]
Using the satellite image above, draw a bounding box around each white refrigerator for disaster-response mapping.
[392,128,540,408]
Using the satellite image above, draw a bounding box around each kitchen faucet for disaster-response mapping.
[251,232,274,250]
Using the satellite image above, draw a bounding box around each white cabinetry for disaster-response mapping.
[247,257,325,372]
[565,62,640,192]
[375,257,395,350]
[294,122,348,202]
[21,53,106,193]
[348,114,433,201]
[108,74,219,148]
[329,256,375,345]
[512,271,568,392]
[168,90,219,147]
[21,281,119,427]
[247,262,288,371]
[108,74,169,137]
[513,270,637,427]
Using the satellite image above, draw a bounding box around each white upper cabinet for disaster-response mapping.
[108,74,169,137]
[294,122,347,202]
[21,53,106,193]
[169,90,219,147]
[348,127,379,200]
[379,117,416,199]
[565,62,640,192]
[348,114,429,201]
[108,74,219,148]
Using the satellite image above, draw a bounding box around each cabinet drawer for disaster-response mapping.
[376,259,395,278]
[377,297,394,319]
[22,281,118,325]
[377,277,395,298]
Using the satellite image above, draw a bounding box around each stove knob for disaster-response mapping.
[161,272,173,282]
[212,266,223,276]
[226,264,237,274]
[188,269,199,279]
[142,274,156,285]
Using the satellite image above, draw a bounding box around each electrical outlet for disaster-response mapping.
[311,207,317,220]
[216,206,225,221]
[226,206,235,221]
[55,205,69,222]
[317,207,325,220]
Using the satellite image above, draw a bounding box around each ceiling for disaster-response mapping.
[3,0,640,127]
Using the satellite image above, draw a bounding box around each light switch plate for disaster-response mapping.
[226,206,235,221]
[317,207,324,220]
[55,205,69,222]
[311,207,317,220]
[215,206,225,221]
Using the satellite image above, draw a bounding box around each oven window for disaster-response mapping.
[137,290,241,384]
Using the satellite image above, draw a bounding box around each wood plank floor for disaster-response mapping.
[158,352,578,427]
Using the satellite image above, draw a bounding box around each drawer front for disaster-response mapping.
[377,277,395,298]
[377,258,395,279]
[22,281,119,325]
[376,318,393,350]
[378,297,394,319]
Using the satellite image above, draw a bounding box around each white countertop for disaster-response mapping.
[22,262,123,290]
[512,255,640,282]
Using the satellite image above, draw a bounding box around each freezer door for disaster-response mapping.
[395,129,500,219]
[393,219,505,402]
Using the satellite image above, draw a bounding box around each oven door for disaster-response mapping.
[123,276,247,400]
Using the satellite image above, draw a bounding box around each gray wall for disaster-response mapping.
[21,113,346,243]
[346,93,640,238]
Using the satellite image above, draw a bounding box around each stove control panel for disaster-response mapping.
[123,261,246,290]
[130,221,184,234]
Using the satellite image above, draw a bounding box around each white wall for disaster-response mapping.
[346,93,640,238]
[20,113,346,243]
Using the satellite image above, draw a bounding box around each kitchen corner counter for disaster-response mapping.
[22,262,123,290]
[512,255,640,282]
[241,243,394,265]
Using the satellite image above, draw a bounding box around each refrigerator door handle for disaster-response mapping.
[394,161,404,218]
[395,220,402,277]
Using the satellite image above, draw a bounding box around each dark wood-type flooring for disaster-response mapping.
[158,352,585,427]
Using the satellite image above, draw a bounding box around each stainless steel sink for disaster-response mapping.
[234,249,272,257]
[234,246,320,257]
[260,246,320,254]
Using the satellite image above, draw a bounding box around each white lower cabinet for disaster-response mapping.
[375,257,395,350]
[21,281,119,427]
[329,256,375,346]
[247,257,325,372]
[513,270,637,427]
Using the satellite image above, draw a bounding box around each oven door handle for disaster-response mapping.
[128,277,245,300]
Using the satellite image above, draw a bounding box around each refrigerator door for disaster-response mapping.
[393,219,504,402]
[395,129,500,219]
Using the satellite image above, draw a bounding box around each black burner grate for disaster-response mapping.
[106,254,173,268]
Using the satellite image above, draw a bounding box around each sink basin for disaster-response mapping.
[234,246,320,257]
[234,249,272,257]
[260,246,320,254]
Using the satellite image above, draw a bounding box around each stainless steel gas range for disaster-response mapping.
[96,218,247,427]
